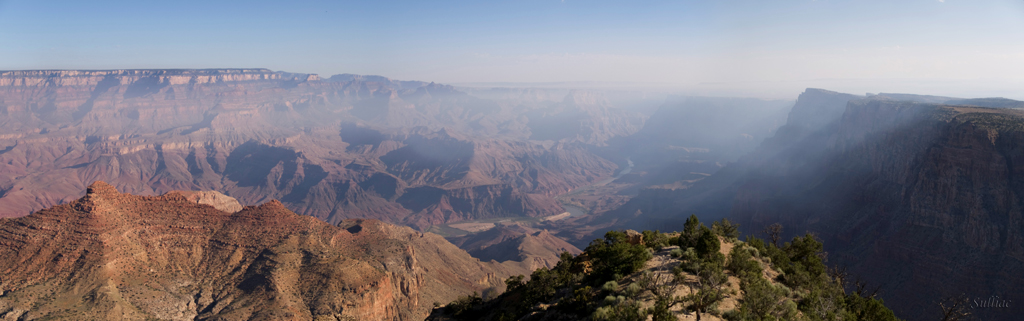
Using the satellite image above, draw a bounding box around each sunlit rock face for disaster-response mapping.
[0,182,529,320]
[0,69,625,228]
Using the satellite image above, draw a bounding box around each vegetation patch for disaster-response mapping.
[428,215,902,321]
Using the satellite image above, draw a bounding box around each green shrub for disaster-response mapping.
[593,297,646,321]
[846,294,901,321]
[679,214,703,248]
[669,248,684,258]
[727,244,762,276]
[712,218,740,240]
[445,292,483,316]
[585,231,654,283]
[648,296,678,321]
[602,281,619,292]
[504,274,525,291]
[695,226,721,258]
[643,230,671,250]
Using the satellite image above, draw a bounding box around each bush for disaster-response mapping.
[445,292,483,316]
[648,296,678,321]
[592,296,646,321]
[505,274,525,291]
[626,283,642,296]
[679,215,703,248]
[585,231,654,283]
[727,245,762,277]
[846,294,901,321]
[712,218,740,240]
[739,273,795,320]
[695,226,721,258]
[669,248,684,258]
[642,230,670,250]
[602,281,619,292]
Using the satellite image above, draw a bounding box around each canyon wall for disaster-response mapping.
[0,69,623,229]
[615,89,1024,319]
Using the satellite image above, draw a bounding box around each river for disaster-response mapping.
[559,157,634,217]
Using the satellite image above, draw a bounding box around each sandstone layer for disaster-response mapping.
[0,69,626,229]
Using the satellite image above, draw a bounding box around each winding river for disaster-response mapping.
[559,157,634,217]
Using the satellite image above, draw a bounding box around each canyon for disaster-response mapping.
[612,88,1024,320]
[0,69,630,230]
[6,69,1023,320]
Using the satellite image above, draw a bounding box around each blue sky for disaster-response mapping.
[1,0,1023,98]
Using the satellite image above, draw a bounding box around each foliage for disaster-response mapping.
[673,217,729,321]
[695,225,721,258]
[712,218,740,240]
[847,294,901,321]
[444,292,483,317]
[678,254,727,320]
[585,230,654,283]
[504,274,524,292]
[593,296,646,321]
[642,230,671,250]
[734,273,795,320]
[647,296,678,321]
[679,214,703,248]
[669,248,684,258]
[601,280,618,292]
[727,244,762,277]
[432,221,903,321]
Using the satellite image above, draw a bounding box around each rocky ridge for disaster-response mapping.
[0,182,530,320]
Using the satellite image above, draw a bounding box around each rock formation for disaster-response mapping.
[0,69,625,230]
[0,182,529,320]
[448,223,583,271]
[613,89,1024,320]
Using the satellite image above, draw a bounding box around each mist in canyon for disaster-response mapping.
[2,1,1024,320]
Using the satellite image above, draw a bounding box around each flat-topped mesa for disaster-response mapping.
[0,69,320,87]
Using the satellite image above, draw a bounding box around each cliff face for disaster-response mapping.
[0,69,620,228]
[0,182,528,320]
[617,89,1024,319]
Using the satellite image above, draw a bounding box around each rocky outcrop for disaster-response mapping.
[0,182,528,320]
[173,190,244,212]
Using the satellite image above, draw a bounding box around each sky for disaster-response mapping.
[1,0,1023,99]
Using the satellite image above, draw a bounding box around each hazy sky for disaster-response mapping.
[1,0,1023,98]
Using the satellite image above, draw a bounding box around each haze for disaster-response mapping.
[1,0,1023,99]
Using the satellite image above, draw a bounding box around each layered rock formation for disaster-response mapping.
[614,89,1024,320]
[448,223,582,271]
[0,182,528,320]
[0,69,625,229]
